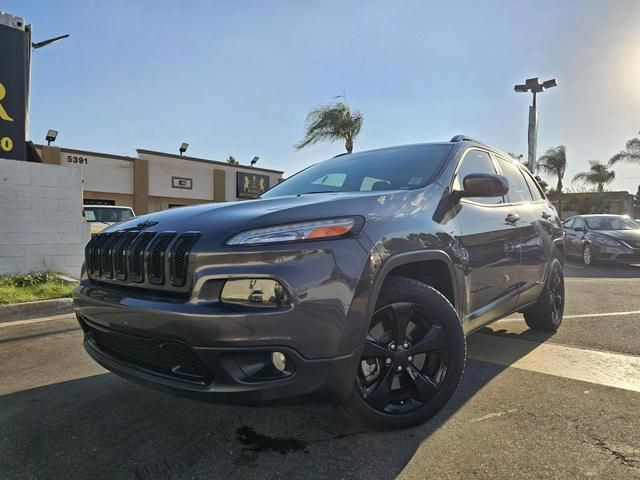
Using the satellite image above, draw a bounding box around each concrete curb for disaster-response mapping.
[0,298,74,323]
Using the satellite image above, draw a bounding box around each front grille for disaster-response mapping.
[170,234,199,287]
[147,233,175,284]
[83,320,210,383]
[85,230,200,290]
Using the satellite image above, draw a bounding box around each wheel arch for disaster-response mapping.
[359,250,460,342]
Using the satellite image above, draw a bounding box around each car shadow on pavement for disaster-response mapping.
[0,331,552,480]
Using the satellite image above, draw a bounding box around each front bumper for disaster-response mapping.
[593,244,640,264]
[73,237,375,403]
[78,315,362,404]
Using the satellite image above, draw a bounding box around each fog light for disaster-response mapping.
[221,279,291,307]
[271,351,287,372]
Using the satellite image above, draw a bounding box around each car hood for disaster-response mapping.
[106,188,438,245]
[592,229,640,246]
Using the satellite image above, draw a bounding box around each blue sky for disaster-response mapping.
[7,0,640,192]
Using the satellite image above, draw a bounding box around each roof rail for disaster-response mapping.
[450,135,485,143]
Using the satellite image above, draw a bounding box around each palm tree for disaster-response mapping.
[295,101,363,154]
[572,161,616,192]
[537,145,567,217]
[609,131,640,166]
[227,155,238,165]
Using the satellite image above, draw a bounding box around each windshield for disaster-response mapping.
[262,144,453,198]
[84,207,134,223]
[585,216,640,230]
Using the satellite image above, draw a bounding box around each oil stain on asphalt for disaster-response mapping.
[236,426,309,455]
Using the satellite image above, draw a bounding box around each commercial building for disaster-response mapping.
[34,144,284,214]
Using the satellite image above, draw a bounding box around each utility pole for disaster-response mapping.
[514,77,557,172]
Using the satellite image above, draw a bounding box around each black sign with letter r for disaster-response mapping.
[0,23,29,161]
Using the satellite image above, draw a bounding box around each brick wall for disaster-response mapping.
[0,159,90,278]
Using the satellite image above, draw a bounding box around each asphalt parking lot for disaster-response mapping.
[1,261,640,479]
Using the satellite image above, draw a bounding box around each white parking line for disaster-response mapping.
[468,334,640,393]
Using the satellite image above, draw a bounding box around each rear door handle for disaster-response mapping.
[505,213,520,224]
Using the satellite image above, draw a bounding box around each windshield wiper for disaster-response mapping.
[298,190,339,195]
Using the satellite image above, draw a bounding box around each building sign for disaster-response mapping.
[237,172,269,199]
[0,18,29,161]
[172,176,193,190]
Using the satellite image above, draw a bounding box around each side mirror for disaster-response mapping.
[457,174,509,199]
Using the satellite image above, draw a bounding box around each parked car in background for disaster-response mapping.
[83,205,135,236]
[563,214,640,266]
[74,136,565,430]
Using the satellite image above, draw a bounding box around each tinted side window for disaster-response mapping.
[522,170,545,200]
[563,218,575,229]
[454,150,502,204]
[574,218,585,230]
[497,158,533,203]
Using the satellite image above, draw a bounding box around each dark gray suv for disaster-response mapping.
[74,135,565,430]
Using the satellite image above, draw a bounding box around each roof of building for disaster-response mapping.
[136,149,284,174]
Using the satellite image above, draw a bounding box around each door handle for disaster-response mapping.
[541,212,552,220]
[505,213,520,224]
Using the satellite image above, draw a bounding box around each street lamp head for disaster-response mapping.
[32,34,69,50]
[542,78,558,89]
[45,129,58,145]
[514,84,528,93]
[250,156,259,166]
[179,143,189,156]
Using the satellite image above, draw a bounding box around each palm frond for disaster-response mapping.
[295,101,363,152]
[609,134,640,165]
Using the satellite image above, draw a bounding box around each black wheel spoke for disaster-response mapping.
[409,325,448,355]
[388,303,413,344]
[364,366,395,410]
[407,365,438,402]
[363,335,389,358]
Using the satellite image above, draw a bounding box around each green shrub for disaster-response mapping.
[0,272,75,305]
[0,272,61,288]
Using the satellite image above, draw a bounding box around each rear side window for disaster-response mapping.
[563,218,575,229]
[497,158,533,203]
[522,171,545,200]
[454,150,502,205]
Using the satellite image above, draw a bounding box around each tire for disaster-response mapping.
[583,244,595,266]
[340,276,466,430]
[523,257,565,331]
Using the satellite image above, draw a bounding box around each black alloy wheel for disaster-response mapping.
[340,276,466,430]
[357,302,450,414]
[523,256,565,331]
[548,261,564,326]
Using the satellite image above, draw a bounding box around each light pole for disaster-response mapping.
[514,77,557,172]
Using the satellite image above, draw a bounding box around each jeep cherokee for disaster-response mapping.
[74,135,565,430]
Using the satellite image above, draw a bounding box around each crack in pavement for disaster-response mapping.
[589,435,640,470]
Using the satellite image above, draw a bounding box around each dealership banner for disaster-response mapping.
[237,172,270,199]
[0,22,29,161]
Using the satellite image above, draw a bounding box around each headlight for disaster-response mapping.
[226,217,361,245]
[594,236,621,247]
